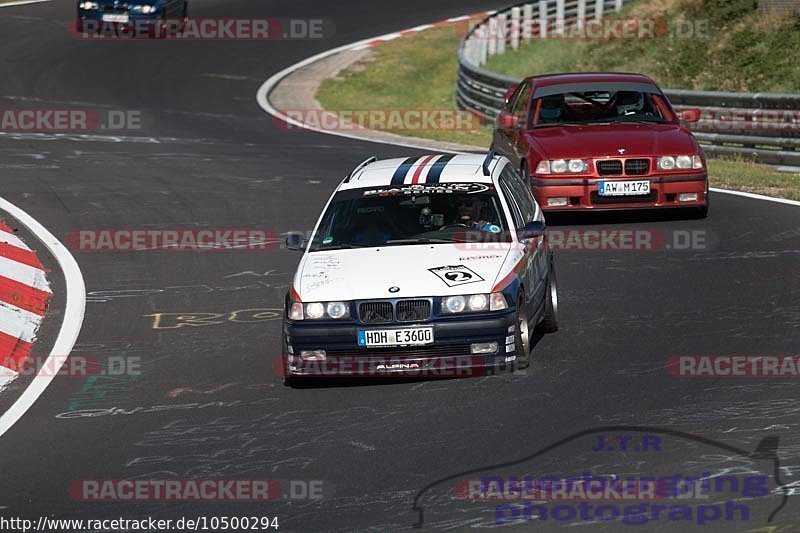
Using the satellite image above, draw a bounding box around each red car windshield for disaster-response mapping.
[533,90,669,127]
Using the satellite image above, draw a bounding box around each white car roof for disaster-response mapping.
[338,154,507,191]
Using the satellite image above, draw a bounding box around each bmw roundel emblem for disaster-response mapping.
[388,286,400,293]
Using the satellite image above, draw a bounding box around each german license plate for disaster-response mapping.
[358,327,434,347]
[102,13,130,23]
[598,180,650,196]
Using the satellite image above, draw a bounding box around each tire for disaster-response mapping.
[513,291,532,370]
[696,188,709,218]
[689,182,709,219]
[694,203,708,219]
[538,258,559,333]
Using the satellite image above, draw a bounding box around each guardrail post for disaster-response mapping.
[555,0,565,36]
[615,0,623,11]
[539,0,548,39]
[481,27,489,64]
[510,7,521,50]
[464,37,475,65]
[487,19,497,56]
[522,3,534,41]
[594,0,603,19]
[476,25,489,64]
[496,13,508,55]
[576,0,586,28]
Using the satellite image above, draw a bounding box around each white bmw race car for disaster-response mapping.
[282,151,558,381]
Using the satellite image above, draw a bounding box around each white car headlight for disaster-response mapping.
[298,301,349,320]
[442,295,466,313]
[692,155,704,169]
[675,155,692,169]
[468,294,488,311]
[326,301,349,319]
[79,1,99,9]
[305,302,325,319]
[443,293,507,314]
[657,156,676,170]
[288,301,350,320]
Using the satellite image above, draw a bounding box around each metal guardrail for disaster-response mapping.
[455,0,800,165]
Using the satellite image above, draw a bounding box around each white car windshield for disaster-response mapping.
[309,183,511,251]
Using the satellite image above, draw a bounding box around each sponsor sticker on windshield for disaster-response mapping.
[363,183,491,197]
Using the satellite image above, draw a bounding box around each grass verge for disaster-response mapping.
[709,157,800,201]
[317,25,493,147]
[315,20,799,201]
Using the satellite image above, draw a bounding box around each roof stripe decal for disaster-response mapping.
[390,157,418,185]
[425,154,456,183]
[410,155,437,184]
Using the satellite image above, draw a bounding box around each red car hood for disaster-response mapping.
[528,123,698,159]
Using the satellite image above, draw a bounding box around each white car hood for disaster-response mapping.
[295,244,512,301]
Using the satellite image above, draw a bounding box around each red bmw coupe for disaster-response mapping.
[491,73,708,217]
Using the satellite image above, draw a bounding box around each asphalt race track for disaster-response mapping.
[1,0,799,531]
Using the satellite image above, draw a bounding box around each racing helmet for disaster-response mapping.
[539,94,565,121]
[616,91,644,115]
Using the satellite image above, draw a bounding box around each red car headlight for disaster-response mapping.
[536,159,588,174]
[658,155,704,171]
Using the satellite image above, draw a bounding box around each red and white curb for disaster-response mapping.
[0,197,84,441]
[0,220,52,391]
[351,13,494,51]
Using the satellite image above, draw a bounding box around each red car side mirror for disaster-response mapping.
[679,108,702,123]
[498,112,519,129]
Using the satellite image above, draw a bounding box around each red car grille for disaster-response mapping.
[596,160,623,175]
[624,159,650,175]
